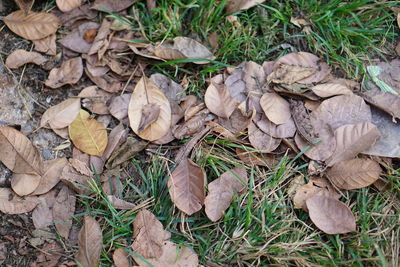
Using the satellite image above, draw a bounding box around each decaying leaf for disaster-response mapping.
[5,49,47,69]
[78,86,112,115]
[33,33,57,55]
[68,110,108,157]
[248,122,281,153]
[113,248,130,267]
[311,83,353,98]
[105,136,147,169]
[168,158,205,216]
[131,209,171,259]
[306,195,356,234]
[4,10,60,40]
[327,158,381,190]
[45,57,83,88]
[226,0,266,13]
[32,158,68,195]
[327,122,380,167]
[11,173,41,196]
[0,188,39,214]
[40,98,81,129]
[59,22,100,54]
[0,126,43,175]
[205,82,238,118]
[260,93,291,125]
[56,0,83,12]
[76,216,103,267]
[52,186,75,239]
[128,77,171,141]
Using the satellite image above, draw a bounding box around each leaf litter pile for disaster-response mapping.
[0,0,399,266]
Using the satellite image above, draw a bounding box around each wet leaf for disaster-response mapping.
[311,83,353,98]
[45,57,83,88]
[0,126,44,175]
[68,110,108,157]
[113,248,130,267]
[14,0,34,14]
[40,98,81,129]
[0,188,39,214]
[4,10,60,40]
[5,49,47,69]
[131,209,170,259]
[248,122,281,153]
[226,0,266,13]
[11,173,41,196]
[327,158,381,190]
[260,93,291,125]
[76,216,103,267]
[129,77,171,141]
[56,0,83,12]
[59,22,99,54]
[109,94,131,121]
[92,0,139,12]
[53,186,75,239]
[205,82,238,118]
[78,86,112,115]
[306,195,356,234]
[168,158,205,216]
[327,122,380,167]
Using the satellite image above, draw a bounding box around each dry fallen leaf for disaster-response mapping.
[52,186,76,239]
[306,195,356,234]
[168,158,206,216]
[105,136,147,169]
[11,173,41,196]
[14,0,35,14]
[131,209,171,259]
[255,113,296,138]
[45,57,83,88]
[56,0,83,12]
[260,93,291,125]
[32,196,54,229]
[311,83,353,98]
[60,163,91,195]
[267,64,316,85]
[138,103,161,133]
[33,33,57,55]
[4,10,60,40]
[40,98,81,129]
[205,82,238,118]
[248,122,281,153]
[92,0,139,12]
[5,49,47,69]
[0,188,39,214]
[129,77,171,141]
[327,158,381,190]
[78,86,112,115]
[360,85,400,120]
[107,195,136,210]
[88,19,111,56]
[108,94,131,121]
[76,216,103,267]
[32,158,68,195]
[113,248,130,267]
[101,123,128,162]
[226,0,266,13]
[69,110,108,157]
[59,22,100,54]
[172,36,215,64]
[0,126,44,175]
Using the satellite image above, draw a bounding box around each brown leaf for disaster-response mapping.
[45,57,83,88]
[128,77,171,141]
[59,22,99,54]
[4,10,60,40]
[172,37,215,64]
[14,0,34,14]
[236,148,279,167]
[326,122,380,167]
[33,34,57,55]
[92,0,139,12]
[219,107,253,134]
[254,113,296,138]
[131,209,170,259]
[0,126,43,175]
[248,122,281,153]
[150,73,186,104]
[58,4,97,27]
[40,98,81,129]
[68,110,108,157]
[205,82,238,118]
[267,64,316,85]
[327,158,381,190]
[105,137,147,169]
[53,186,75,239]
[88,19,111,56]
[76,216,103,267]
[60,162,91,195]
[30,241,63,267]
[113,248,130,267]
[5,49,47,69]
[174,126,212,163]
[69,158,92,176]
[56,0,83,12]
[78,86,112,115]
[0,188,39,214]
[306,195,356,234]
[107,195,136,210]
[32,158,68,195]
[168,158,205,216]
[311,83,353,98]
[11,173,41,196]
[226,0,266,13]
[32,190,57,229]
[360,85,400,120]
[260,93,291,125]
[138,103,161,133]
[101,123,128,161]
[294,130,336,162]
[109,94,131,121]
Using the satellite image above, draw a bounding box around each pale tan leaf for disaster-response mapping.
[205,83,238,118]
[11,173,41,196]
[107,195,136,210]
[360,85,400,120]
[14,0,34,14]
[33,33,56,55]
[327,158,381,190]
[132,241,198,267]
[138,103,161,133]
[4,10,60,40]
[53,186,75,239]
[69,158,92,176]
[40,98,81,129]
[311,83,353,98]
[260,93,291,125]
[76,216,103,267]
[0,188,39,214]
[248,122,281,153]
[219,107,253,134]
[226,0,266,13]
[5,49,47,69]
[0,126,44,175]
[306,195,356,234]
[32,158,68,195]
[294,131,336,162]
[131,209,170,259]
[113,248,130,267]
[236,148,279,167]
[68,110,108,157]
[221,167,248,193]
[56,0,83,12]
[172,37,215,64]
[153,47,186,61]
[128,77,171,141]
[168,158,205,216]
[45,57,83,88]
[78,86,112,115]
[327,122,380,167]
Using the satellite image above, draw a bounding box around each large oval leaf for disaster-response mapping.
[168,158,205,215]
[4,10,60,40]
[311,83,353,98]
[76,216,103,267]
[40,98,81,129]
[68,110,108,156]
[205,83,238,118]
[32,158,68,195]
[128,77,171,141]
